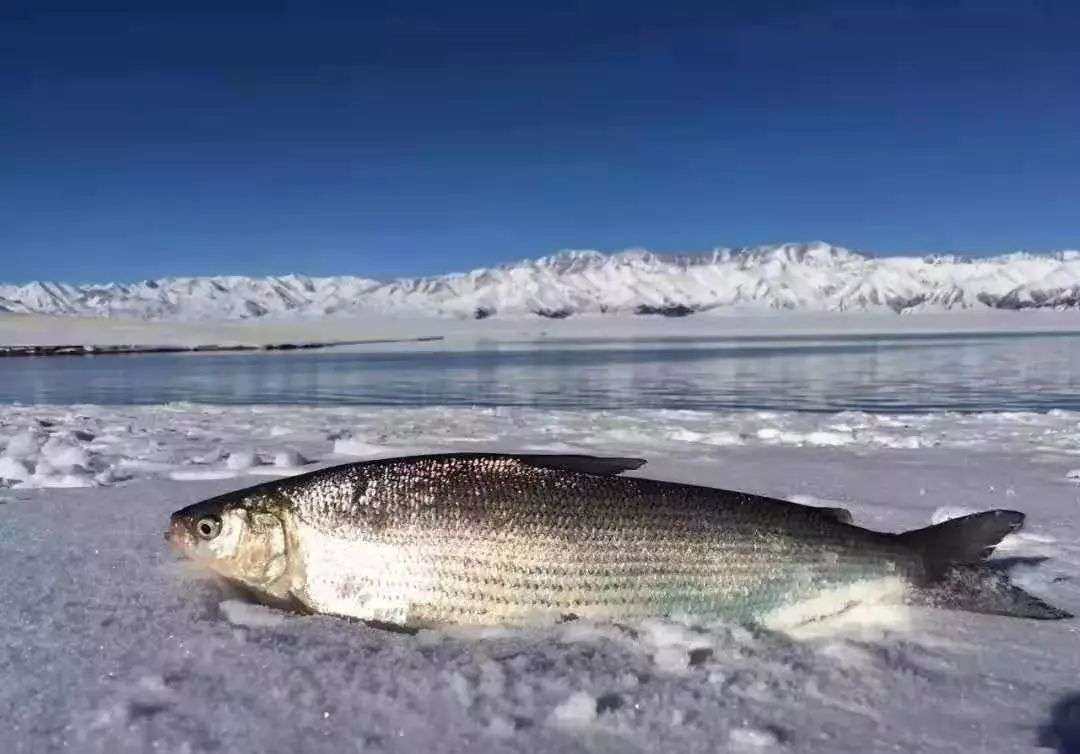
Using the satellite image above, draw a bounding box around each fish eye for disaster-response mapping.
[196,515,223,540]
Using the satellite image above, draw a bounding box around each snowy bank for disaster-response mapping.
[3,404,1080,489]
[2,404,1079,752]
[2,308,1080,353]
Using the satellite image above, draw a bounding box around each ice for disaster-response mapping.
[1,402,1079,752]
[729,726,782,748]
[547,691,597,729]
[40,436,91,471]
[332,437,392,457]
[4,430,41,459]
[0,455,30,482]
[169,469,240,481]
[225,449,260,471]
[1,404,1080,493]
[35,470,96,488]
[667,428,744,446]
[273,448,309,467]
[219,599,288,628]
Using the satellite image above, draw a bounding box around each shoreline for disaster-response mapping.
[1,309,1079,354]
[0,335,444,358]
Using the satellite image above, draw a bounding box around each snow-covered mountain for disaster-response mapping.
[3,242,1080,320]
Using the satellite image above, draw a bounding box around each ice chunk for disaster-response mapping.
[0,456,30,482]
[804,430,852,447]
[169,469,239,481]
[225,450,260,471]
[273,448,309,467]
[333,438,390,457]
[190,448,226,464]
[31,470,96,489]
[729,726,781,748]
[219,599,287,628]
[483,716,516,739]
[548,691,596,729]
[40,437,90,471]
[3,431,40,460]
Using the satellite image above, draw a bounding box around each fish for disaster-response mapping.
[166,452,1071,627]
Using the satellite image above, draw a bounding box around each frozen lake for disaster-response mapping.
[1,331,1078,412]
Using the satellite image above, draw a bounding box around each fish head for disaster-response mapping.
[167,490,291,599]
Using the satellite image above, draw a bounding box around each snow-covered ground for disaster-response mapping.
[2,404,1079,753]
[2,308,1080,351]
[4,242,1080,321]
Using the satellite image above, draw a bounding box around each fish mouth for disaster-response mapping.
[164,518,192,554]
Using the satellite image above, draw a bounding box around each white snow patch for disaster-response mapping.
[729,726,782,748]
[3,405,1080,490]
[332,438,392,457]
[219,599,288,628]
[4,431,41,460]
[168,469,239,481]
[273,448,309,467]
[547,691,596,729]
[225,449,260,471]
[0,456,30,482]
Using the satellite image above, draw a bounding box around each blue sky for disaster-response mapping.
[3,1,1079,282]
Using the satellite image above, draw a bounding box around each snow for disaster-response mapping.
[547,691,598,729]
[3,404,1080,491]
[332,436,395,458]
[1,403,1079,752]
[729,726,783,748]
[218,599,289,628]
[3,242,1080,322]
[272,448,309,468]
[3,306,1080,358]
[224,449,259,471]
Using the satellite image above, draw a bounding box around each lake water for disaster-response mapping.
[1,332,1077,413]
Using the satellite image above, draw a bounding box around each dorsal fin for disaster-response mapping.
[815,506,854,524]
[513,454,647,477]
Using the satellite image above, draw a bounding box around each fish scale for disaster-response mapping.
[168,452,1071,626]
[268,455,919,625]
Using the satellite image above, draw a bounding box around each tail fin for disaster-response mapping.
[898,510,1072,620]
[898,509,1025,577]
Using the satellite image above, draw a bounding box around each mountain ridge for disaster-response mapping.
[3,242,1080,320]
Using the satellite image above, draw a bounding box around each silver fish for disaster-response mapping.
[166,453,1070,627]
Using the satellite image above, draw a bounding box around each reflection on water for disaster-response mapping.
[0,333,1077,413]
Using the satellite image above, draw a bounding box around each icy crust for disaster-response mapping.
[3,404,1080,489]
[3,242,1080,320]
[2,443,1079,753]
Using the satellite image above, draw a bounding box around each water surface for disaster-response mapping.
[1,332,1077,413]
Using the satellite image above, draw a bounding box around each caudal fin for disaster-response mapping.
[898,510,1072,620]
